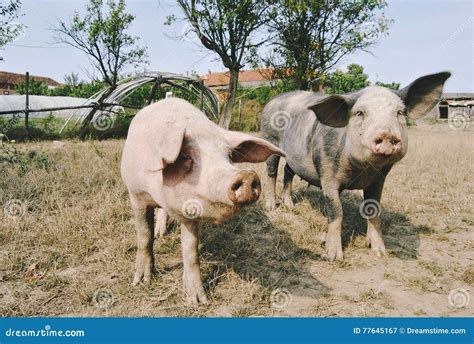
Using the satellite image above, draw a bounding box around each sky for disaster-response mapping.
[1,0,473,92]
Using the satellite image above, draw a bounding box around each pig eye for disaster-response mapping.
[355,110,364,117]
[397,110,406,117]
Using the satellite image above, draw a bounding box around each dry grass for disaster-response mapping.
[1,123,473,317]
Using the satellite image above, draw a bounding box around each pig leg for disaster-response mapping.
[181,220,208,305]
[322,184,344,261]
[282,163,295,208]
[364,180,387,257]
[154,208,168,238]
[131,202,155,286]
[265,154,280,211]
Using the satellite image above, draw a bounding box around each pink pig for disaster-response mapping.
[121,98,285,304]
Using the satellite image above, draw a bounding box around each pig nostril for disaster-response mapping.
[228,171,261,204]
[231,181,242,191]
[390,138,400,145]
[375,138,383,145]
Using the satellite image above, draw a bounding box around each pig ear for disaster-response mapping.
[226,131,286,163]
[308,95,353,128]
[149,127,186,171]
[398,71,451,119]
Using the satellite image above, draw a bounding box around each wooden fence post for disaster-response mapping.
[255,109,259,131]
[200,80,204,111]
[238,99,242,126]
[148,78,161,105]
[25,72,29,133]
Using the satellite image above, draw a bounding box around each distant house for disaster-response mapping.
[201,68,277,90]
[0,71,61,95]
[428,93,474,119]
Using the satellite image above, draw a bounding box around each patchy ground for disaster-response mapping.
[0,123,472,317]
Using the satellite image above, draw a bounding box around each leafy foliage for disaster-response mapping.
[321,64,400,94]
[16,78,105,98]
[322,64,370,94]
[265,0,391,90]
[238,80,295,105]
[171,0,273,128]
[54,81,105,98]
[54,0,148,87]
[0,142,52,174]
[16,78,49,95]
[0,0,23,60]
[63,72,82,88]
[375,81,400,90]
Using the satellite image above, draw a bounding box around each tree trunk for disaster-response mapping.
[219,69,239,129]
[296,73,309,91]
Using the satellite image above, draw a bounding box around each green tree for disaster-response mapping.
[171,0,273,128]
[49,80,105,98]
[322,64,370,94]
[266,0,390,90]
[0,0,23,61]
[63,72,82,89]
[54,0,148,87]
[16,78,49,95]
[375,81,400,90]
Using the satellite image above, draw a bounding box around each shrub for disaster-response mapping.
[0,142,52,175]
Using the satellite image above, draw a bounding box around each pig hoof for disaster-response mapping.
[185,286,208,305]
[156,226,168,239]
[265,199,276,211]
[132,255,154,286]
[283,197,295,208]
[371,245,388,258]
[368,238,388,257]
[326,249,344,261]
[365,236,371,247]
[132,270,152,286]
[325,239,344,261]
[187,290,208,305]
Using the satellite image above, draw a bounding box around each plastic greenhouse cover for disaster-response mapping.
[0,95,94,119]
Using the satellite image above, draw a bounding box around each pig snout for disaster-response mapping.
[371,131,402,156]
[227,170,261,205]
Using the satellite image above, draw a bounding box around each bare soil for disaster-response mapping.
[0,124,472,317]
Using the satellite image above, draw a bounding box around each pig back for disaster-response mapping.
[121,98,212,192]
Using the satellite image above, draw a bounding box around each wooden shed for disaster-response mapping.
[427,93,474,120]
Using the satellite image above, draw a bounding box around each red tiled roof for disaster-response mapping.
[201,68,276,87]
[0,71,61,87]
